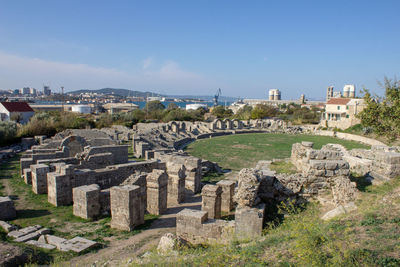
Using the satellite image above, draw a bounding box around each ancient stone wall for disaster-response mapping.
[47,161,161,206]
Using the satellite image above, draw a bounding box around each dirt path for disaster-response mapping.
[66,193,202,267]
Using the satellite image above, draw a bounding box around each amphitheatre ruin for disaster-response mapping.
[1,118,399,266]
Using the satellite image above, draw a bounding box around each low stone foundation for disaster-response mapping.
[176,209,235,245]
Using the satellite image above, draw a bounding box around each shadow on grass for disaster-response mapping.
[17,209,51,219]
[350,174,372,192]
[8,195,19,200]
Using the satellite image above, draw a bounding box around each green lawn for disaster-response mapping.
[185,133,369,171]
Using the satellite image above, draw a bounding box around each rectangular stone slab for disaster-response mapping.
[26,240,56,250]
[62,237,98,253]
[14,232,41,243]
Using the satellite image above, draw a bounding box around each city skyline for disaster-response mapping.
[0,1,399,99]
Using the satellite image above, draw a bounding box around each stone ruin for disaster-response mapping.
[16,127,224,237]
[176,141,381,243]
[346,145,400,181]
[11,121,400,252]
[0,196,16,221]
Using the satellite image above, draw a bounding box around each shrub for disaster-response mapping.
[0,121,18,146]
[211,105,233,119]
[251,104,278,119]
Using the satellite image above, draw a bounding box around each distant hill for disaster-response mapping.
[68,88,163,98]
[167,95,237,102]
[68,88,237,101]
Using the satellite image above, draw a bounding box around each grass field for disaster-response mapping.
[185,133,369,171]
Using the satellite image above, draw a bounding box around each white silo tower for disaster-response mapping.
[274,89,281,100]
[343,85,350,97]
[268,89,274,100]
[348,85,356,98]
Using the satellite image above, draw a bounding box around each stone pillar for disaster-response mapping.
[166,162,186,204]
[201,184,222,219]
[146,169,168,215]
[73,184,100,219]
[136,142,150,158]
[0,196,16,220]
[235,203,265,238]
[129,173,147,216]
[23,168,32,184]
[132,135,141,155]
[31,164,50,194]
[20,158,33,176]
[184,157,202,194]
[47,165,74,206]
[110,185,144,231]
[216,180,236,212]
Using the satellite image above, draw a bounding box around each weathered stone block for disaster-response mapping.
[44,235,68,250]
[26,240,56,250]
[146,169,168,215]
[0,196,16,220]
[201,184,222,219]
[62,236,98,252]
[20,158,33,176]
[73,184,101,219]
[110,185,144,231]
[166,162,186,205]
[235,204,265,238]
[31,164,50,194]
[302,141,313,148]
[235,168,262,208]
[14,232,41,243]
[47,172,72,206]
[176,209,208,238]
[0,221,16,232]
[23,168,32,184]
[216,180,236,212]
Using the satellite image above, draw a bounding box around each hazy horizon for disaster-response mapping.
[1,1,399,99]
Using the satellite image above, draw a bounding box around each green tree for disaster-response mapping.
[251,104,278,119]
[358,78,400,141]
[144,100,165,113]
[0,121,18,146]
[234,105,253,120]
[211,105,233,119]
[167,102,179,110]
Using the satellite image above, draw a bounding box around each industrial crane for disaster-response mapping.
[213,88,222,106]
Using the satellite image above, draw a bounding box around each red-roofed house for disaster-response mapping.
[320,98,366,129]
[0,102,35,124]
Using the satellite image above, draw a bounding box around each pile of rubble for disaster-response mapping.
[0,222,97,252]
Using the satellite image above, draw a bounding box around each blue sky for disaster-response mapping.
[0,0,399,99]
